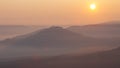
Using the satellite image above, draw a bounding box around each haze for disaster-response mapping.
[0,0,120,25]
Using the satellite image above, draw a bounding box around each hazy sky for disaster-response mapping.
[0,0,120,25]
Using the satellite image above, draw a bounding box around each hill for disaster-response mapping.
[0,26,101,60]
[2,26,93,47]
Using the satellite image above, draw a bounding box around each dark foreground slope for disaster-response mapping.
[1,47,120,68]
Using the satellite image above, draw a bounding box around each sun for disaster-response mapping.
[90,3,96,10]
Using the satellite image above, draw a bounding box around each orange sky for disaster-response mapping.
[0,0,120,25]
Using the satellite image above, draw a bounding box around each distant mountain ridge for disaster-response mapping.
[67,21,120,38]
[102,21,120,24]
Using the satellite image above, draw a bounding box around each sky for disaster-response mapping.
[0,0,120,25]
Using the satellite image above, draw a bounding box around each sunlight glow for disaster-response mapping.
[90,3,96,10]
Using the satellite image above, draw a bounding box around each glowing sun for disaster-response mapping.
[90,3,96,10]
